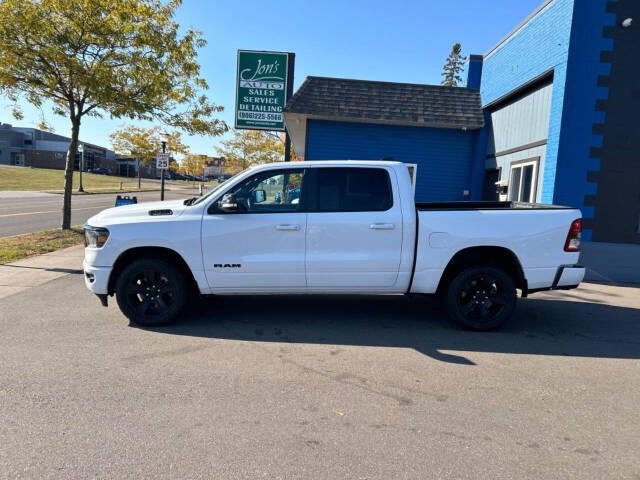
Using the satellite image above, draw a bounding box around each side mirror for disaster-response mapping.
[253,189,266,203]
[218,193,238,213]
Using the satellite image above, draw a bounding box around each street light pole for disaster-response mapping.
[159,131,169,201]
[161,140,166,201]
[78,144,84,193]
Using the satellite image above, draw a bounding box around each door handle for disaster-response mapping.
[276,224,301,231]
[370,223,395,230]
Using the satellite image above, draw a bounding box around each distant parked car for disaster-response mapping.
[89,167,110,175]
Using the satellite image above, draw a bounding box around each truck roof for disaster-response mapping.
[255,160,404,168]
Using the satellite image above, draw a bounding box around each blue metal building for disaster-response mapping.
[283,0,640,281]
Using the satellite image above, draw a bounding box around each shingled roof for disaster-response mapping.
[283,76,484,130]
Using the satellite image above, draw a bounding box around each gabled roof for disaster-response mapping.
[283,76,484,130]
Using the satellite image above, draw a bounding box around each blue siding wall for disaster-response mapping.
[553,0,615,241]
[480,0,575,203]
[305,120,476,202]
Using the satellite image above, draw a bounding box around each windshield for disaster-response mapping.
[191,171,244,206]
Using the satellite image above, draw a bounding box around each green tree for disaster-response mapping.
[441,43,466,87]
[181,154,206,179]
[0,0,227,229]
[110,125,189,187]
[216,129,285,174]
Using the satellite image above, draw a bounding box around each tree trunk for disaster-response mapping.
[138,158,141,189]
[61,118,80,230]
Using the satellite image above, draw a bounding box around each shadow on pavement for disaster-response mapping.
[140,294,640,365]
[1,264,83,274]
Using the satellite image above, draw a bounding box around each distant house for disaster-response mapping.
[203,156,226,178]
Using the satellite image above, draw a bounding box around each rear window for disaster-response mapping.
[314,168,393,212]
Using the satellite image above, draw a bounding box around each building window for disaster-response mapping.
[508,158,539,203]
[24,139,32,145]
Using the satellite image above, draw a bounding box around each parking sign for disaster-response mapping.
[156,152,170,170]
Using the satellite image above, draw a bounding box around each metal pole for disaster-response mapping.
[284,132,292,163]
[78,147,84,192]
[160,141,166,201]
[284,53,295,162]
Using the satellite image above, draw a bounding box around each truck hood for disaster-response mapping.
[86,199,190,227]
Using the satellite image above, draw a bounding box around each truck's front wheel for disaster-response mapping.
[115,259,187,327]
[445,265,517,331]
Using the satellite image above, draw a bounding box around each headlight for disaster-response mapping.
[84,226,110,248]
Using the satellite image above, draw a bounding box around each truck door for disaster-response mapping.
[305,166,403,289]
[202,168,308,292]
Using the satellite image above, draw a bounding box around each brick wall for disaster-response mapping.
[24,150,67,169]
[305,119,476,202]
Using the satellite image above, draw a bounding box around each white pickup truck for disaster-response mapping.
[83,161,585,330]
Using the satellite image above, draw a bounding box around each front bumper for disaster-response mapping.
[83,260,112,295]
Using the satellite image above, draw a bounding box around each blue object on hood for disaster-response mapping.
[115,195,137,207]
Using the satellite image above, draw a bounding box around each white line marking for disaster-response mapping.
[0,205,113,218]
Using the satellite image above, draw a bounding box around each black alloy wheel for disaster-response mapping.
[445,265,517,331]
[115,259,187,326]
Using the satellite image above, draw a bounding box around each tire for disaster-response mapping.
[115,259,187,327]
[445,265,517,331]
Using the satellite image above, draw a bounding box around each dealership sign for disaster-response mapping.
[235,50,291,131]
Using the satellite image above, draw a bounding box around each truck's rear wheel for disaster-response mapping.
[115,259,186,327]
[445,265,516,331]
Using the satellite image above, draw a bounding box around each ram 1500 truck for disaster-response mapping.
[83,161,585,330]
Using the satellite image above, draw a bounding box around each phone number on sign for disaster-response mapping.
[237,111,282,121]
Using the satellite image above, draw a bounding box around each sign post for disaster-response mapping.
[156,151,169,201]
[235,50,294,160]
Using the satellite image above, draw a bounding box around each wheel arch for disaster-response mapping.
[436,246,527,294]
[107,246,199,296]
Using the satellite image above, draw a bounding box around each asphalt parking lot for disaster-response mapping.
[1,275,639,479]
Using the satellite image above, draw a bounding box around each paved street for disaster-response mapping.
[0,186,205,237]
[0,265,638,478]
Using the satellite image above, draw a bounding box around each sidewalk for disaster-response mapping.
[0,244,85,300]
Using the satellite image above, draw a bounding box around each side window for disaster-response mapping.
[219,169,306,213]
[314,168,393,212]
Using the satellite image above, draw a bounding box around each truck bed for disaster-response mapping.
[415,201,574,211]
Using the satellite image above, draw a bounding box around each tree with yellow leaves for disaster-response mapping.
[216,130,285,174]
[110,126,190,187]
[0,0,226,229]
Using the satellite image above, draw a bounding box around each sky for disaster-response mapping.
[4,0,544,157]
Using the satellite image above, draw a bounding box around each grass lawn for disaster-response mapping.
[0,227,84,264]
[0,165,156,193]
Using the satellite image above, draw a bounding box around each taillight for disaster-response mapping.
[564,218,582,252]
